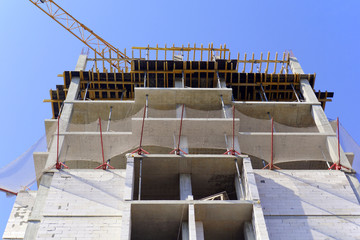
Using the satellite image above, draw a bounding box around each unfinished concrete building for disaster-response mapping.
[3,45,360,240]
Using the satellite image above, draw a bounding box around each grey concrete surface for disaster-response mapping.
[255,170,360,240]
[3,191,37,239]
[290,57,352,170]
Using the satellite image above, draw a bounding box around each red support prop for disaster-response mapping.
[131,104,150,155]
[262,117,280,170]
[170,104,187,155]
[224,105,241,156]
[271,117,274,167]
[96,117,115,170]
[55,114,69,170]
[0,187,17,196]
[328,117,349,171]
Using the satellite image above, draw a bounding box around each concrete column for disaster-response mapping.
[124,155,135,201]
[180,174,193,200]
[195,222,205,240]
[176,104,186,118]
[290,57,351,169]
[234,174,243,200]
[182,222,189,240]
[175,104,189,154]
[121,155,134,239]
[180,174,193,239]
[24,172,54,238]
[242,157,260,201]
[216,71,227,88]
[25,55,87,237]
[175,71,185,88]
[188,204,197,240]
[252,203,270,240]
[225,135,241,153]
[244,222,256,240]
[188,204,204,240]
[44,55,87,169]
[120,203,132,240]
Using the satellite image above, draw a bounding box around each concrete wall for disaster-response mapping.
[4,170,125,239]
[254,170,360,240]
[3,191,37,239]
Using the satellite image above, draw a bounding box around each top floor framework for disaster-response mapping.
[45,44,333,118]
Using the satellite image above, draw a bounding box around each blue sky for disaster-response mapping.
[0,0,359,235]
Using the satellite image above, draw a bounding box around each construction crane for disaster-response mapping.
[29,0,130,71]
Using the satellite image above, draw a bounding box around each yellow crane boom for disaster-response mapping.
[29,0,130,71]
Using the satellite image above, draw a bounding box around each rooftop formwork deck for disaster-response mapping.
[45,45,333,118]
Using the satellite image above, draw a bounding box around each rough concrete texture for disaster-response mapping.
[291,56,351,169]
[265,216,360,240]
[25,169,125,239]
[43,169,125,216]
[254,170,360,240]
[44,55,87,170]
[36,216,121,240]
[135,87,233,107]
[3,191,37,239]
[33,152,48,185]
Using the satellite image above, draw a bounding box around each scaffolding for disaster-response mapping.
[44,44,333,119]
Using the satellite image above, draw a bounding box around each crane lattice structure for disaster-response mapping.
[29,0,130,72]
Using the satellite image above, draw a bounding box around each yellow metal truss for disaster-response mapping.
[29,0,130,71]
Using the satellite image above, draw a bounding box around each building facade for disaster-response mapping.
[3,46,360,240]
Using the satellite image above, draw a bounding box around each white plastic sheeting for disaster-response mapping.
[0,135,47,194]
[338,122,360,179]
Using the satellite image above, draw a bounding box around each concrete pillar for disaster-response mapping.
[234,174,243,200]
[175,104,189,154]
[252,203,270,240]
[120,203,132,240]
[175,71,185,88]
[121,155,135,239]
[182,222,189,240]
[216,71,226,88]
[188,204,197,240]
[195,222,205,240]
[180,174,193,239]
[188,204,204,240]
[225,135,241,153]
[244,222,256,240]
[44,54,87,169]
[289,57,351,169]
[176,104,186,118]
[124,155,135,201]
[24,172,54,238]
[25,55,88,238]
[242,157,260,201]
[180,174,193,200]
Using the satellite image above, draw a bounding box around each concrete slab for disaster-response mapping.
[234,101,319,127]
[135,87,233,107]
